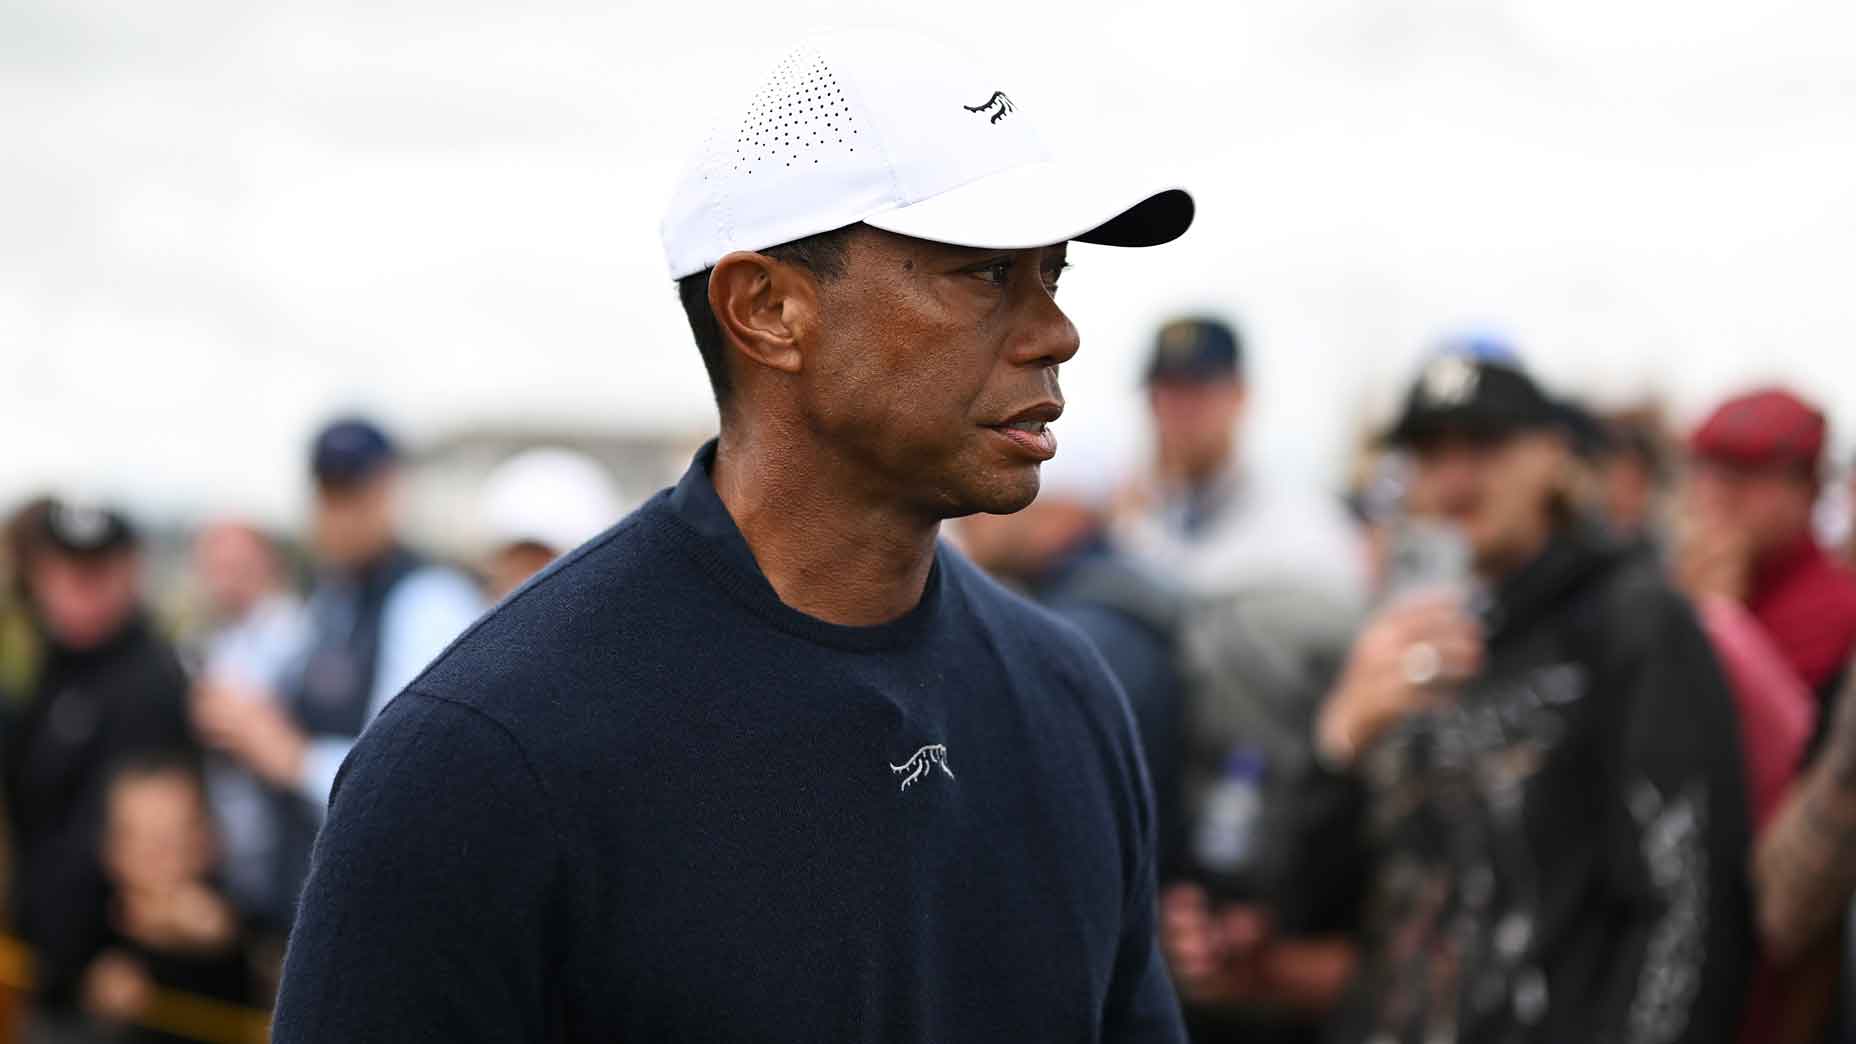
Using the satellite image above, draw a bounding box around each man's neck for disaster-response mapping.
[1474,522,1557,587]
[218,590,269,627]
[711,425,939,627]
[1171,446,1236,494]
[335,542,399,582]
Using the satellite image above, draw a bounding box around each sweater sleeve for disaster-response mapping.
[1100,726,1188,1044]
[1101,849,1189,1044]
[272,690,564,1044]
[1077,636,1187,1044]
[1593,590,1753,1044]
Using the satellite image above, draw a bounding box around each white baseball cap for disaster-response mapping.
[661,27,1194,280]
[479,448,624,555]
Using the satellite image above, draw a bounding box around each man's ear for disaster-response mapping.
[708,251,819,380]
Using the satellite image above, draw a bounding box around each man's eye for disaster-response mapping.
[1042,262,1071,294]
[976,260,1014,286]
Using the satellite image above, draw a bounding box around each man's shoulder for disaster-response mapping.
[943,546,1102,661]
[1586,546,1689,624]
[406,493,691,708]
[120,621,190,692]
[1570,549,1714,672]
[387,561,482,609]
[1046,550,1185,637]
[942,548,1135,725]
[1762,543,1856,607]
[1146,479,1368,604]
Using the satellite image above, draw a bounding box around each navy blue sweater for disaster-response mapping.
[273,443,1185,1043]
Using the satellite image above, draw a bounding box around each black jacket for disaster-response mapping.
[1283,526,1753,1044]
[1,614,196,1009]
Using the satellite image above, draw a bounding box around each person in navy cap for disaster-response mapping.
[1125,316,1366,607]
[190,416,482,929]
[1128,317,1368,1043]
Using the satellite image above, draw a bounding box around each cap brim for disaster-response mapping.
[1381,410,1541,449]
[862,160,1193,250]
[313,458,396,489]
[1145,360,1239,385]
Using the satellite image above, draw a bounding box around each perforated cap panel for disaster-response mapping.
[734,47,860,175]
[660,28,1193,280]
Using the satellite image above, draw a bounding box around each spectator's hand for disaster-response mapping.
[82,950,153,1024]
[1161,884,1261,1006]
[1160,884,1356,1014]
[193,681,307,788]
[120,881,239,952]
[1159,884,1216,998]
[1675,517,1751,602]
[1161,885,1280,1006]
[1316,593,1482,767]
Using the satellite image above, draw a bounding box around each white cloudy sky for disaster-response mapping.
[4,0,1854,524]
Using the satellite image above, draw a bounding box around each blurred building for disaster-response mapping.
[397,425,705,562]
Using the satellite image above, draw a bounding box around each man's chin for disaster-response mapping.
[940,466,1040,519]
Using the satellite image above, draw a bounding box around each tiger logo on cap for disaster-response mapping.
[962,91,1015,124]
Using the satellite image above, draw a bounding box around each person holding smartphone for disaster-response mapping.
[1163,352,1753,1044]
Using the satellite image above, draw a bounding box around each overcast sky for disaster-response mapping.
[5,0,1854,524]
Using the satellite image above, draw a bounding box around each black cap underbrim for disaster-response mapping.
[862,163,1195,251]
[1076,189,1196,248]
[1381,409,1558,449]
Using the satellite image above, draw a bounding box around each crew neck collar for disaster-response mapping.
[665,440,946,652]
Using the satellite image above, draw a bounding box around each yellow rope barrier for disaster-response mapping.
[0,936,30,995]
[0,933,270,1044]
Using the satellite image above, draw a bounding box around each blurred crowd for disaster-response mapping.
[962,321,1856,1044]
[5,317,1856,1044]
[0,427,619,1042]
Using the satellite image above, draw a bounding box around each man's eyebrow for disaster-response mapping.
[926,244,1008,263]
[916,244,1069,266]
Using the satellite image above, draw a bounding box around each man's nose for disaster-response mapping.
[1005,286,1080,369]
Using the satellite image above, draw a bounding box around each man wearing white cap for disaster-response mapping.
[275,27,1193,1043]
[478,448,624,600]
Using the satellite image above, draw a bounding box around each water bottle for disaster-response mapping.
[1194,747,1266,895]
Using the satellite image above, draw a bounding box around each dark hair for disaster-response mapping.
[675,224,860,407]
[1601,414,1673,487]
[5,496,54,601]
[104,748,206,803]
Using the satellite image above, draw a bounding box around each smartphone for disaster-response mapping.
[1381,519,1472,605]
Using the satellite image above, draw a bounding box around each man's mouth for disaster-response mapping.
[985,404,1061,460]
